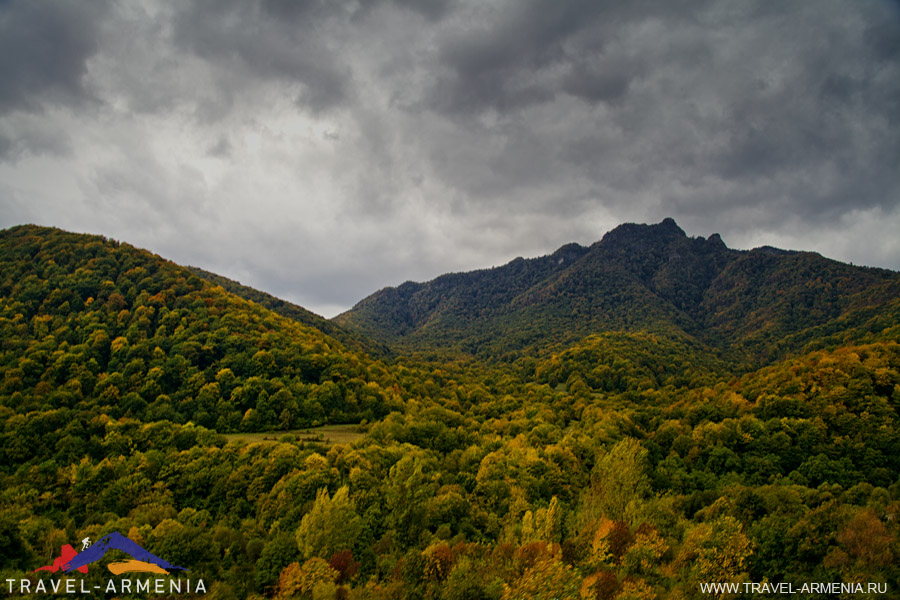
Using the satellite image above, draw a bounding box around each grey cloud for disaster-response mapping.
[427,1,590,115]
[562,60,633,106]
[0,0,109,114]
[425,0,715,116]
[169,0,353,115]
[206,136,232,158]
[415,0,900,232]
[0,113,73,161]
[389,0,451,21]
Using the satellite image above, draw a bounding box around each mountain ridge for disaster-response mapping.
[334,219,900,362]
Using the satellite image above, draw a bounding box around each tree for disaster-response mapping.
[256,533,301,591]
[584,438,650,525]
[621,529,668,578]
[501,556,581,600]
[678,516,753,595]
[295,486,363,560]
[276,558,339,600]
[824,508,895,580]
[544,496,563,544]
[0,513,31,570]
[328,549,360,584]
[616,578,656,600]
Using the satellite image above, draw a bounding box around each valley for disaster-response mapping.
[1,221,898,599]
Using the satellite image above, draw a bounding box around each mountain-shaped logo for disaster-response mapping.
[35,532,186,575]
[33,544,88,574]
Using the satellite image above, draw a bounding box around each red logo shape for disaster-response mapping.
[34,545,89,574]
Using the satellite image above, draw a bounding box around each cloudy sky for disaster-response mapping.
[1,0,898,317]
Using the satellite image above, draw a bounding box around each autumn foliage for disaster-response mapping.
[1,225,899,598]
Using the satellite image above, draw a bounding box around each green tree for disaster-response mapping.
[584,438,650,525]
[295,486,363,560]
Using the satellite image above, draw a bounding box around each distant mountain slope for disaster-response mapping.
[0,225,397,432]
[700,249,900,359]
[186,266,388,357]
[334,241,592,354]
[335,218,900,361]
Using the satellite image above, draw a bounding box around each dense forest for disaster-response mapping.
[1,223,899,599]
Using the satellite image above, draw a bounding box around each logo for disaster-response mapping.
[35,532,185,575]
[7,532,206,596]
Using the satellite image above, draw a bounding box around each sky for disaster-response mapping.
[1,0,898,318]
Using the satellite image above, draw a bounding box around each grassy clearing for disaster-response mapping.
[223,423,367,446]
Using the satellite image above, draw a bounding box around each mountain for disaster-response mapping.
[335,218,900,362]
[0,225,397,434]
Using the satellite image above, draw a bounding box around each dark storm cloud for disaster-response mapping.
[427,1,606,114]
[425,0,713,115]
[0,0,109,114]
[390,0,451,21]
[414,0,900,232]
[169,0,354,115]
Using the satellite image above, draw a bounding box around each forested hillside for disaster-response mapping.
[186,266,387,357]
[2,224,899,599]
[0,225,397,433]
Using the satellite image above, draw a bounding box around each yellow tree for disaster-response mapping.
[677,516,753,597]
[502,556,582,600]
[276,558,339,600]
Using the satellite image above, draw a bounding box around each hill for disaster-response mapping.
[0,225,398,435]
[186,266,389,357]
[335,218,900,362]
